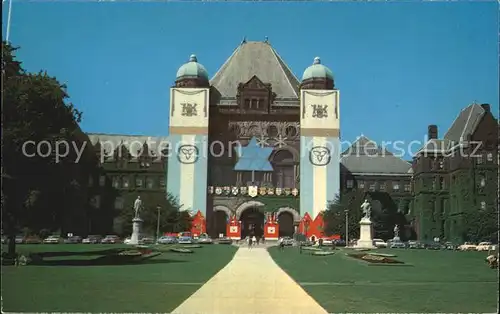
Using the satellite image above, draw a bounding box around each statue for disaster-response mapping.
[360,199,371,220]
[133,196,143,219]
[394,224,400,238]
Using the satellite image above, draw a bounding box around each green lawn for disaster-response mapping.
[2,244,237,312]
[269,247,498,313]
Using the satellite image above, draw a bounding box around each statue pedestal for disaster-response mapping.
[354,217,376,249]
[129,217,143,245]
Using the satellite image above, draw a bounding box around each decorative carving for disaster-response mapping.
[177,144,199,164]
[181,103,198,116]
[228,121,300,138]
[309,146,331,166]
[311,104,328,118]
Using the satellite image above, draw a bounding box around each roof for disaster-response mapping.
[444,103,486,143]
[415,138,451,155]
[210,40,300,100]
[302,57,334,81]
[176,54,209,80]
[340,135,412,175]
[86,133,170,161]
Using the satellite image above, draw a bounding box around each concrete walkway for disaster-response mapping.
[171,247,328,314]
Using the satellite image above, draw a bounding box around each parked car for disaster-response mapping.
[198,234,213,244]
[82,235,102,244]
[15,235,25,244]
[157,236,178,244]
[280,237,294,246]
[373,239,388,248]
[25,236,42,244]
[64,236,82,244]
[139,237,155,245]
[333,239,346,247]
[218,237,233,245]
[178,236,194,244]
[43,235,62,244]
[425,242,443,250]
[390,240,407,249]
[476,242,493,251]
[101,235,121,244]
[459,242,477,251]
[443,242,457,250]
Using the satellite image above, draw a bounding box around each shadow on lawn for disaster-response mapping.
[30,257,186,266]
[34,248,128,258]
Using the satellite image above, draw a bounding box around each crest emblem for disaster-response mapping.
[309,146,331,166]
[177,145,199,164]
[231,186,239,196]
[275,188,282,196]
[215,187,222,195]
[311,104,328,118]
[207,186,214,194]
[223,186,231,195]
[291,188,299,196]
[248,186,258,198]
[181,102,198,117]
[268,226,276,234]
[284,188,291,196]
[229,226,238,233]
[240,186,248,195]
[267,187,274,195]
[259,187,267,195]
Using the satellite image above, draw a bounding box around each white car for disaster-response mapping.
[373,239,387,248]
[476,242,493,251]
[43,235,62,244]
[458,242,477,251]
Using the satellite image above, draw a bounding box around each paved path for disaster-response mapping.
[171,247,328,314]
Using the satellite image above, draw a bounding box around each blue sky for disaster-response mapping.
[2,1,498,159]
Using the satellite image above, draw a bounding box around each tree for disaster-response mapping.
[463,208,498,243]
[2,41,87,255]
[323,189,366,240]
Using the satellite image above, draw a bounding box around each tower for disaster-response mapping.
[299,57,340,219]
[167,54,210,215]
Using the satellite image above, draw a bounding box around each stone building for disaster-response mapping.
[411,103,498,243]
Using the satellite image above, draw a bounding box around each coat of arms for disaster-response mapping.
[223,186,230,195]
[275,188,282,196]
[267,187,274,195]
[240,186,248,195]
[291,188,299,196]
[207,186,214,194]
[284,188,291,196]
[215,187,222,195]
[248,186,258,198]
[231,186,239,196]
[259,187,267,196]
[268,226,276,234]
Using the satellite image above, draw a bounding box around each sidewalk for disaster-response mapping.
[171,247,328,314]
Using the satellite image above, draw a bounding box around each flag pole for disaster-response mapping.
[5,0,13,43]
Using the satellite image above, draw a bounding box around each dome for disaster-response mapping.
[176,54,209,81]
[301,57,334,81]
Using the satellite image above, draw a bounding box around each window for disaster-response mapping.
[480,177,486,187]
[346,180,354,188]
[92,195,101,208]
[122,177,129,188]
[251,99,258,109]
[140,162,150,168]
[477,156,483,164]
[135,177,143,188]
[114,197,124,210]
[439,177,445,189]
[432,179,436,190]
[358,181,365,189]
[244,99,250,108]
[392,182,400,191]
[487,153,493,161]
[369,183,376,191]
[112,177,120,188]
[380,183,386,191]
[439,160,444,169]
[159,177,165,188]
[146,177,154,189]
[404,183,411,192]
[480,201,486,210]
[88,176,94,187]
[99,175,106,187]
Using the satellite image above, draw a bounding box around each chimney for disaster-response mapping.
[428,125,438,140]
[480,104,490,112]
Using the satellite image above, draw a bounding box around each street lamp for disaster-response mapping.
[156,206,161,241]
[344,209,349,247]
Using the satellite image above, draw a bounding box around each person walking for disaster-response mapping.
[252,235,257,247]
[278,237,285,251]
[248,236,253,249]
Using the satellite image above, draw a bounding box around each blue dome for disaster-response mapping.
[301,57,334,81]
[176,54,209,80]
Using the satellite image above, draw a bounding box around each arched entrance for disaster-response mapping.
[240,207,265,239]
[278,211,294,238]
[213,206,231,238]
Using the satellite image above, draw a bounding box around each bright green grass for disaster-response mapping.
[2,244,237,312]
[269,247,498,313]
